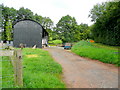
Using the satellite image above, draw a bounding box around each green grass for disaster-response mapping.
[0,56,2,89]
[2,48,65,88]
[71,41,119,66]
[92,43,119,50]
[2,56,14,88]
[48,44,56,46]
[22,48,65,88]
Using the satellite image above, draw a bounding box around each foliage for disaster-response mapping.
[33,14,53,30]
[89,1,120,46]
[47,29,59,41]
[17,7,34,20]
[89,2,107,22]
[51,40,63,45]
[0,5,2,28]
[71,41,119,66]
[5,20,12,41]
[42,17,53,30]
[78,23,90,40]
[2,5,17,23]
[55,15,91,43]
[55,15,77,42]
[1,5,17,42]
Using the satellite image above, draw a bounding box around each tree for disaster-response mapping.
[55,15,91,42]
[73,23,90,41]
[89,2,107,22]
[5,20,12,41]
[89,1,120,46]
[17,7,34,21]
[33,14,43,24]
[33,14,53,30]
[55,15,77,42]
[1,5,17,42]
[42,17,53,30]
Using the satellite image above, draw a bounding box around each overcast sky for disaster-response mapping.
[1,0,110,26]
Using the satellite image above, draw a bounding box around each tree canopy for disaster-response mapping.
[89,1,120,46]
[54,15,90,43]
[0,5,53,42]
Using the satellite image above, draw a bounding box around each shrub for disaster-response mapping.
[52,40,63,45]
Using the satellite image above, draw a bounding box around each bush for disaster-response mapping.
[52,40,63,45]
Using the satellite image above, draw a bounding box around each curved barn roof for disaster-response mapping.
[13,19,48,36]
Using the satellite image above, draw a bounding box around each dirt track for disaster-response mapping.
[44,47,118,88]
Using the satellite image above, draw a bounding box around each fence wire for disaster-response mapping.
[0,46,23,88]
[1,56,14,88]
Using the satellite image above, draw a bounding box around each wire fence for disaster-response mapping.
[0,56,2,89]
[1,56,14,88]
[0,48,23,88]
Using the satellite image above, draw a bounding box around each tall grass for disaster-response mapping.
[2,56,14,88]
[92,43,119,50]
[71,41,119,66]
[0,56,1,89]
[2,48,65,88]
[22,48,65,88]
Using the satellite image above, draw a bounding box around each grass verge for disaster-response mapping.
[71,41,119,66]
[22,48,65,88]
[2,48,65,88]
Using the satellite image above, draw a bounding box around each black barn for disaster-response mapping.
[13,19,48,48]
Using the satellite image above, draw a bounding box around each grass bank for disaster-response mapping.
[71,41,119,66]
[2,48,65,88]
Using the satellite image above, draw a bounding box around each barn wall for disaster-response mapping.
[13,20,43,48]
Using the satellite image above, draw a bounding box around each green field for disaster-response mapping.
[2,48,65,88]
[71,41,119,66]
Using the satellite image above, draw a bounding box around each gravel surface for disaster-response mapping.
[44,47,118,88]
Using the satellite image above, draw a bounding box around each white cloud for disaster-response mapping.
[0,0,109,26]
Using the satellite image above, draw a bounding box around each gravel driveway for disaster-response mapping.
[44,47,118,88]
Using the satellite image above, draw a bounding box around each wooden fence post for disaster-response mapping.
[1,49,23,87]
[14,50,23,87]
